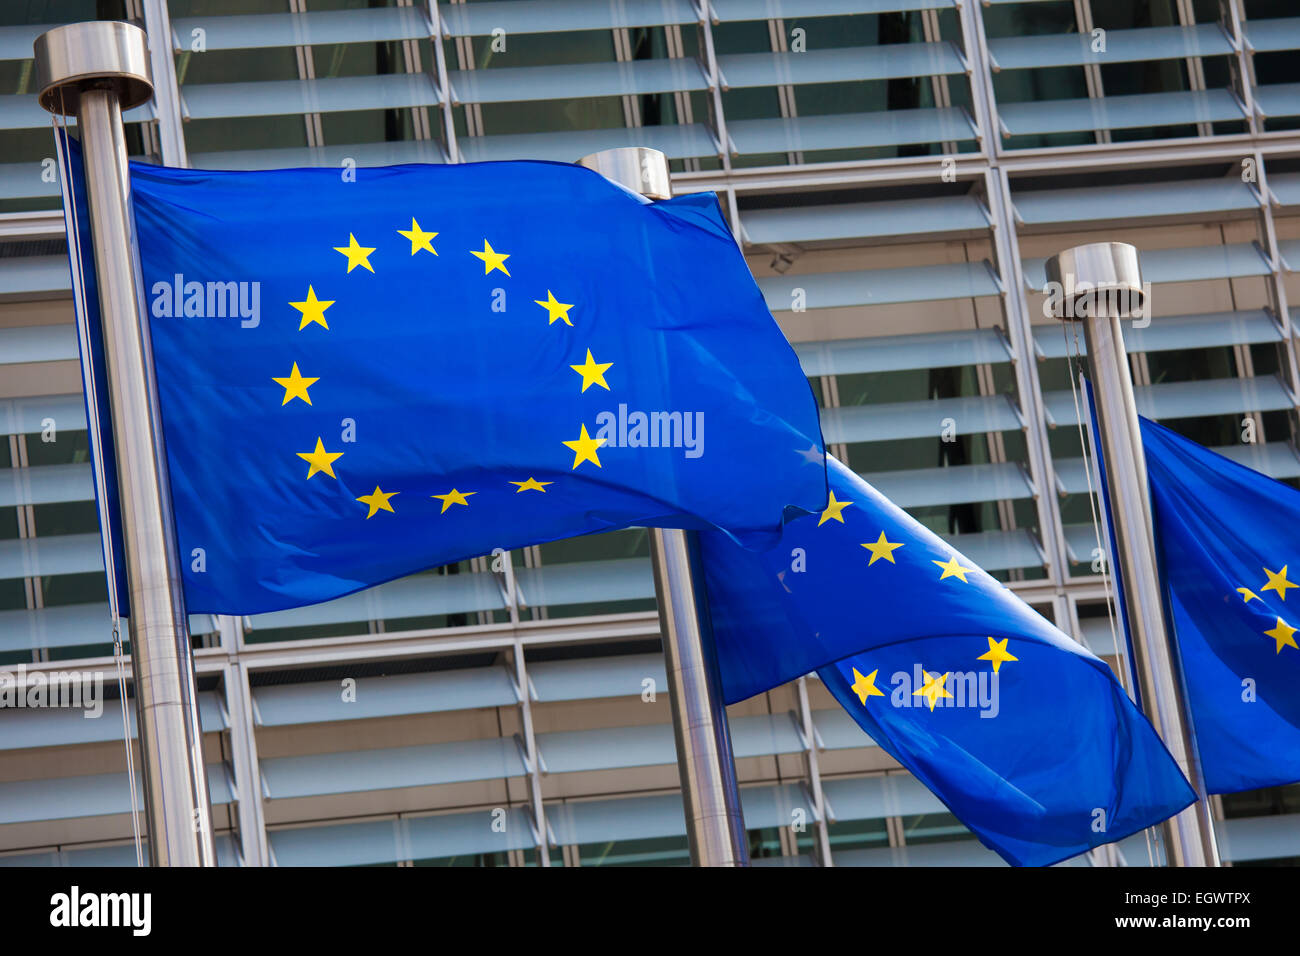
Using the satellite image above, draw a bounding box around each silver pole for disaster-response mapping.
[1046,241,1219,867]
[35,21,216,867]
[576,147,750,866]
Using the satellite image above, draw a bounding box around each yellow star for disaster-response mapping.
[850,667,885,705]
[1262,566,1297,601]
[977,637,1018,673]
[295,437,343,479]
[471,240,510,276]
[333,233,376,273]
[289,286,334,330]
[397,218,438,256]
[510,477,552,493]
[818,490,852,526]
[535,290,574,326]
[933,555,972,582]
[1238,587,1260,603]
[1264,617,1299,654]
[271,362,318,406]
[570,349,613,392]
[563,424,606,469]
[861,531,904,566]
[431,488,476,513]
[356,486,398,518]
[913,670,953,712]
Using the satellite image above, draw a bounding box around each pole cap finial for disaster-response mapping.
[33,20,153,117]
[1044,241,1145,322]
[576,147,671,199]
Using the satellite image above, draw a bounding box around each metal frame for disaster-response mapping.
[6,0,1300,867]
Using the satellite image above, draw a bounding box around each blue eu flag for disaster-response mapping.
[65,136,825,614]
[1142,416,1300,794]
[699,456,1195,866]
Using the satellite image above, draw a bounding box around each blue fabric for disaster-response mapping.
[65,136,825,614]
[1141,415,1300,793]
[701,456,1195,866]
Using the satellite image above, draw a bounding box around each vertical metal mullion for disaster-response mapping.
[766,18,802,167]
[447,0,484,142]
[664,23,699,172]
[288,0,325,148]
[9,434,46,663]
[522,543,545,621]
[613,28,642,130]
[511,641,550,866]
[796,676,834,867]
[967,210,1019,576]
[984,167,1071,586]
[696,1,734,172]
[469,554,491,627]
[956,0,1002,158]
[426,0,462,162]
[140,0,188,167]
[1252,151,1300,435]
[1073,0,1110,146]
[1223,0,1260,136]
[921,8,956,155]
[1174,0,1213,138]
[973,355,1020,576]
[1217,217,1268,442]
[223,659,269,866]
[394,0,432,143]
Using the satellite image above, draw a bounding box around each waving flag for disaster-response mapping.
[64,135,825,614]
[699,456,1195,867]
[1142,416,1300,794]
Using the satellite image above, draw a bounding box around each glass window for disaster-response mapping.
[826,816,889,852]
[900,810,967,845]
[412,851,510,867]
[576,834,690,866]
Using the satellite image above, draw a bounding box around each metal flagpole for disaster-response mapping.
[1046,241,1220,867]
[576,147,750,866]
[34,21,216,867]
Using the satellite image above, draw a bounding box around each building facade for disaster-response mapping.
[1,0,1299,866]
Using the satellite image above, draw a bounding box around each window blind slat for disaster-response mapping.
[447,57,707,105]
[712,0,954,19]
[821,393,1022,444]
[182,74,440,121]
[1044,376,1293,429]
[727,106,978,154]
[761,260,1000,312]
[1031,310,1280,359]
[170,8,428,52]
[999,88,1245,138]
[717,42,965,89]
[441,0,698,36]
[1012,177,1259,225]
[989,23,1231,71]
[0,603,217,655]
[743,194,989,244]
[793,327,1012,377]
[1021,242,1270,289]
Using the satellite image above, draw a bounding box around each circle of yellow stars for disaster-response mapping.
[815,490,1019,713]
[276,225,614,521]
